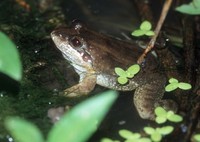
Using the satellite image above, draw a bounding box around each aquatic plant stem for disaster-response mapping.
[137,0,173,64]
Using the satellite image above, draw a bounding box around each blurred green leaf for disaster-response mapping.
[119,129,140,140]
[169,78,178,83]
[178,82,192,90]
[176,1,200,15]
[159,126,174,135]
[0,32,22,81]
[165,82,179,92]
[155,107,167,117]
[101,138,120,142]
[155,107,167,124]
[167,114,183,122]
[151,131,161,142]
[115,67,127,77]
[47,90,118,142]
[155,116,167,124]
[127,64,140,75]
[126,71,135,78]
[5,117,44,142]
[117,76,128,85]
[140,21,152,31]
[137,138,151,142]
[131,30,146,37]
[145,31,155,36]
[144,127,155,135]
[194,134,200,142]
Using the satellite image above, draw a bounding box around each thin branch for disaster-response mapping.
[137,0,173,64]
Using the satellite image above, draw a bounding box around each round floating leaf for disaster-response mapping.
[0,32,22,81]
[126,71,135,78]
[138,138,152,142]
[127,64,140,75]
[117,76,128,85]
[115,67,127,77]
[101,138,119,142]
[155,107,167,117]
[178,82,192,90]
[159,126,174,135]
[169,78,178,83]
[166,110,175,118]
[140,21,152,31]
[131,30,146,37]
[119,129,140,140]
[165,82,179,92]
[144,127,155,135]
[167,114,183,123]
[151,131,162,142]
[155,116,167,124]
[5,117,44,142]
[145,30,155,36]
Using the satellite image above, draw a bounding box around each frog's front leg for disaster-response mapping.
[63,73,97,97]
[134,73,177,120]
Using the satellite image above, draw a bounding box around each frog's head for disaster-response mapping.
[51,20,93,72]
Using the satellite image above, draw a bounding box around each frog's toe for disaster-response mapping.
[63,87,83,97]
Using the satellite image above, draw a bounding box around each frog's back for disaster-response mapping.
[80,29,158,74]
[79,29,159,90]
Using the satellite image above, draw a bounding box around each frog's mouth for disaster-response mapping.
[51,31,93,72]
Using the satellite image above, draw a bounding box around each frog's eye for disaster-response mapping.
[69,36,83,48]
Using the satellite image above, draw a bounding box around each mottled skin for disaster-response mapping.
[51,21,176,119]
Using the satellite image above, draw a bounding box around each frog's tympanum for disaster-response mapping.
[51,21,177,120]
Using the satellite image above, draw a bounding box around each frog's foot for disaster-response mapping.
[133,74,169,120]
[63,74,97,97]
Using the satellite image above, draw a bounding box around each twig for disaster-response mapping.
[137,0,173,64]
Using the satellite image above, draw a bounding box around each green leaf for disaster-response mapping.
[151,131,162,142]
[159,126,174,135]
[126,71,135,78]
[101,138,114,142]
[144,127,155,135]
[167,114,183,123]
[5,117,44,142]
[115,67,127,77]
[118,76,128,85]
[131,30,146,37]
[155,107,167,117]
[127,64,140,75]
[166,110,175,118]
[140,21,152,31]
[169,78,178,83]
[194,134,200,142]
[155,116,167,124]
[178,82,192,90]
[175,2,200,15]
[138,138,152,142]
[145,30,155,36]
[165,82,179,92]
[0,32,22,81]
[47,90,118,142]
[101,138,120,142]
[119,129,140,140]
[193,0,200,8]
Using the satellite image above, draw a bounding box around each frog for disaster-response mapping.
[51,20,177,120]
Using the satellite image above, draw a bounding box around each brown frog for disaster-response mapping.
[51,21,176,120]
